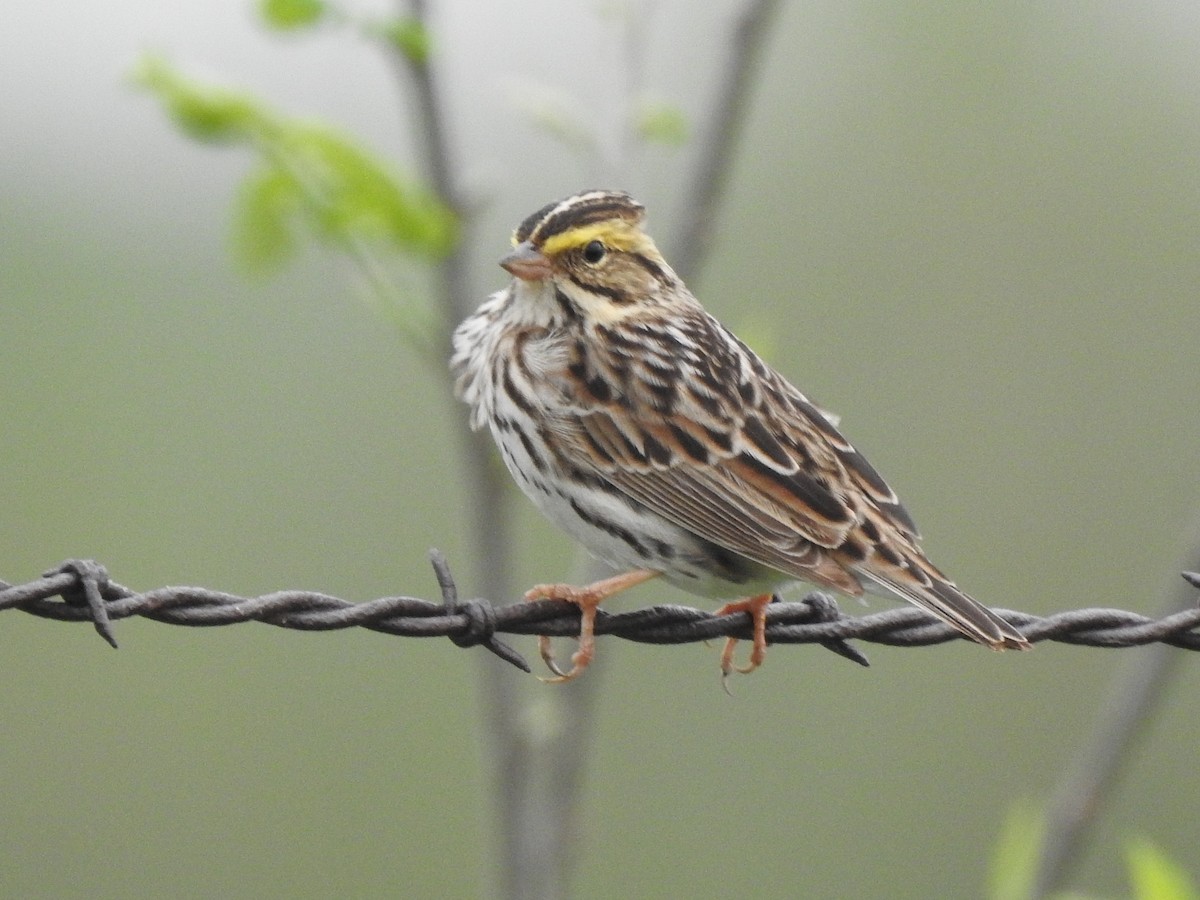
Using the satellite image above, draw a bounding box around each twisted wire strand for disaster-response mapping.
[3,554,1199,673]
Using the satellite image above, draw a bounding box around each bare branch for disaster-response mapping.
[390,0,474,328]
[672,0,783,282]
[382,7,532,895]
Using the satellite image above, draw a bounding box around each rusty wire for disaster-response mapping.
[2,554,1199,673]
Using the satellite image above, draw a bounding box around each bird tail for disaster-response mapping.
[857,568,1030,650]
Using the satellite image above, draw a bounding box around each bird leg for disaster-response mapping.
[524,568,659,683]
[715,593,775,688]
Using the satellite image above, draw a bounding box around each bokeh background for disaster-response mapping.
[3,1,1199,897]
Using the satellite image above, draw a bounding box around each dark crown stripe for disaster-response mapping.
[536,200,640,244]
[520,191,643,245]
[514,199,560,243]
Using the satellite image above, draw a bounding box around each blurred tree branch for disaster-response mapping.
[673,0,781,282]
[1033,525,1200,897]
[380,4,545,897]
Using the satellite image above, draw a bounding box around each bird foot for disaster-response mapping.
[524,569,659,683]
[715,593,774,693]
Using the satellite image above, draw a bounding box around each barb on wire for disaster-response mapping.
[3,555,1199,674]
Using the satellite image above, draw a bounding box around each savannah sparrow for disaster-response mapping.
[452,190,1029,682]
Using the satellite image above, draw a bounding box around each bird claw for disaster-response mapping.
[537,634,580,682]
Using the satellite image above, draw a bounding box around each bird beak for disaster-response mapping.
[500,241,553,281]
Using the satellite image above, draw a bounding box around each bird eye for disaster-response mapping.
[582,240,606,264]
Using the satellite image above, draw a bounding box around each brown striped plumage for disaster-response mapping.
[452,190,1029,682]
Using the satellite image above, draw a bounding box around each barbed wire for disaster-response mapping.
[3,554,1199,673]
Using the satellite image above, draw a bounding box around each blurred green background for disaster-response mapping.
[3,2,1199,897]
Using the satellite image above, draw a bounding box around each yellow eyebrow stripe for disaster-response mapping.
[540,221,646,257]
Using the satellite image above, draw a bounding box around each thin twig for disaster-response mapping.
[391,0,473,325]
[671,0,782,282]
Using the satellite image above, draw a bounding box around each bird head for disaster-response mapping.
[499,191,679,321]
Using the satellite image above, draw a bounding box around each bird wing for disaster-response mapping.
[545,310,921,589]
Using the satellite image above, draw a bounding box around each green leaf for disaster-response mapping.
[376,16,431,65]
[988,801,1044,900]
[260,0,326,30]
[132,55,263,143]
[232,167,302,271]
[1127,839,1198,900]
[273,123,458,258]
[637,101,688,146]
[134,55,457,262]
